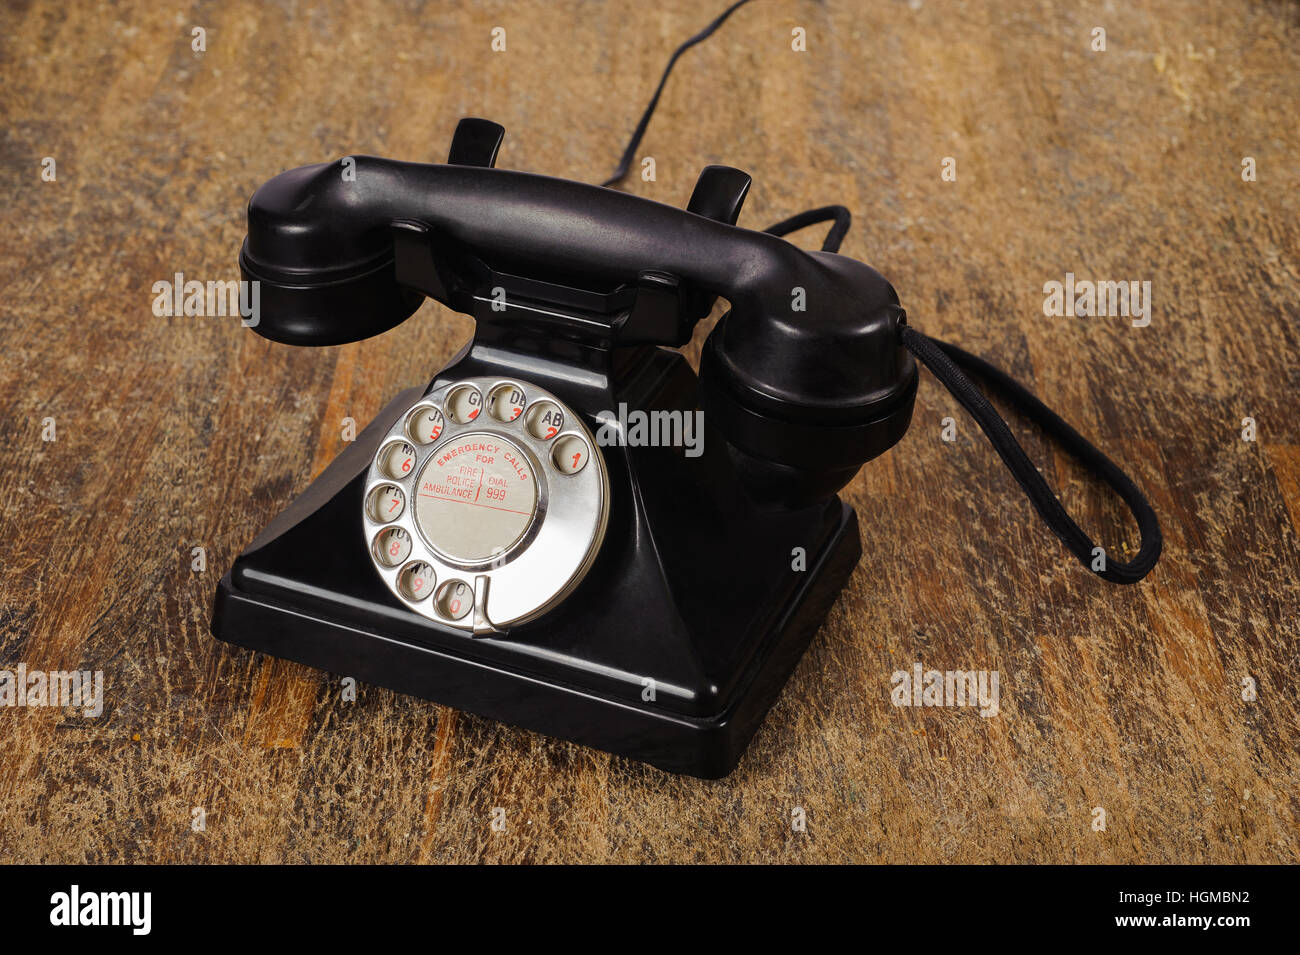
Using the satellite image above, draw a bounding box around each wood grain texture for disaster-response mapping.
[1,0,1297,863]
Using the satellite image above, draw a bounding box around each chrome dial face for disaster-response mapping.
[362,376,609,633]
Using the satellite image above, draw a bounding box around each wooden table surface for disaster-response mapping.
[2,0,1297,864]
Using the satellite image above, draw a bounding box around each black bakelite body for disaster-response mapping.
[213,119,916,776]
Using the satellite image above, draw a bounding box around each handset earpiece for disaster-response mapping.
[239,158,426,346]
[238,118,506,346]
[698,253,917,508]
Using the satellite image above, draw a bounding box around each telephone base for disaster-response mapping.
[212,499,860,780]
[213,350,870,779]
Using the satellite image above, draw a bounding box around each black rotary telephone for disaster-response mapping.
[211,118,1161,778]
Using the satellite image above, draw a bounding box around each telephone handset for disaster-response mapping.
[213,118,1161,777]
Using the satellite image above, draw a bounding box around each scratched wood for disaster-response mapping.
[0,0,1297,863]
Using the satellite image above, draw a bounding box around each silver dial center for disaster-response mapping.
[414,432,538,564]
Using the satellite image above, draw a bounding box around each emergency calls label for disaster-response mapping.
[414,434,538,563]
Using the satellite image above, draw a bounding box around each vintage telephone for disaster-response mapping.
[211,118,1162,778]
